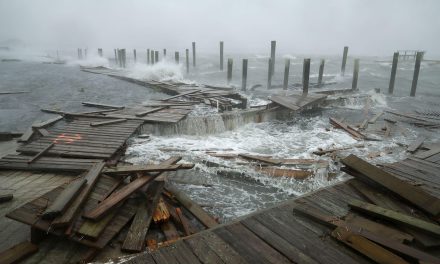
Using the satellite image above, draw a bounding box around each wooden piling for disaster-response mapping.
[283,59,290,90]
[114,49,118,65]
[151,50,155,64]
[267,58,272,89]
[242,59,248,91]
[175,52,179,64]
[341,46,349,76]
[220,41,224,71]
[155,51,159,63]
[318,59,325,87]
[98,48,103,57]
[84,49,87,59]
[185,49,189,74]
[133,49,137,63]
[147,49,150,64]
[270,41,276,76]
[352,59,360,90]
[227,58,233,85]
[192,42,196,67]
[303,58,311,95]
[163,49,167,57]
[388,52,399,94]
[410,52,423,97]
[122,49,126,68]
[118,49,122,67]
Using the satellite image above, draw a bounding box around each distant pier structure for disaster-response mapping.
[397,50,425,61]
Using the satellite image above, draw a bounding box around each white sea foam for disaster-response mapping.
[126,61,186,82]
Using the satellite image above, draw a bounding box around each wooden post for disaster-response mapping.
[303,58,310,95]
[227,58,233,84]
[84,49,87,59]
[114,49,118,65]
[410,52,423,97]
[155,51,159,63]
[122,49,126,68]
[352,59,360,90]
[192,42,196,67]
[220,41,224,71]
[133,49,137,63]
[151,50,155,64]
[283,59,290,90]
[185,49,189,74]
[163,49,167,57]
[388,52,399,94]
[118,49,122,67]
[270,40,276,76]
[175,52,179,64]
[318,59,325,87]
[341,46,349,76]
[98,48,103,57]
[242,59,248,91]
[267,58,272,89]
[147,49,150,64]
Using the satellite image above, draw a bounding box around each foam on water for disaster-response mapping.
[126,61,188,82]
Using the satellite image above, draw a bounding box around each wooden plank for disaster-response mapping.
[77,210,118,239]
[269,95,300,111]
[17,127,34,142]
[407,137,426,153]
[184,236,225,264]
[331,227,409,264]
[368,111,383,124]
[83,157,181,221]
[51,162,105,227]
[200,232,247,264]
[82,101,124,109]
[341,154,440,216]
[32,116,63,128]
[121,181,164,252]
[329,117,365,140]
[165,184,218,228]
[135,107,167,117]
[36,128,50,137]
[348,199,440,237]
[27,142,54,164]
[238,154,281,165]
[42,178,87,220]
[103,164,192,175]
[163,90,200,101]
[89,119,127,127]
[415,147,440,160]
[0,241,38,264]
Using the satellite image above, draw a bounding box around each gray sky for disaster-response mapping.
[0,0,439,56]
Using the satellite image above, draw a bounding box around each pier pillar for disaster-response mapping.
[163,49,167,57]
[147,49,150,64]
[341,46,348,76]
[118,49,122,67]
[388,52,399,94]
[267,58,273,89]
[186,49,189,74]
[220,41,224,71]
[227,58,233,85]
[242,59,248,91]
[318,59,325,87]
[192,42,196,67]
[175,52,179,64]
[303,58,311,95]
[133,49,137,63]
[155,51,159,63]
[410,52,423,97]
[84,49,87,59]
[121,49,126,68]
[270,40,276,76]
[352,59,360,90]
[98,48,103,57]
[151,50,155,64]
[283,59,290,90]
[114,49,118,65]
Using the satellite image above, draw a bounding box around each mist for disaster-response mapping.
[0,0,439,56]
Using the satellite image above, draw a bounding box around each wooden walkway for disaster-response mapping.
[269,93,327,112]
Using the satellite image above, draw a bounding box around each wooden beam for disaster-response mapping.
[407,137,426,153]
[329,117,365,140]
[32,116,63,129]
[102,163,193,175]
[83,157,181,221]
[77,209,118,239]
[348,199,440,237]
[162,90,200,101]
[17,127,34,143]
[36,128,50,137]
[27,142,54,164]
[82,102,124,109]
[89,119,127,127]
[0,241,38,264]
[238,154,281,165]
[165,185,218,228]
[414,147,440,160]
[135,107,167,117]
[51,162,105,227]
[42,178,87,220]
[341,154,440,216]
[121,181,164,253]
[368,111,383,124]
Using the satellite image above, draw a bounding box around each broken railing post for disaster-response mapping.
[303,58,311,95]
[352,59,360,90]
[270,40,276,76]
[155,51,159,63]
[318,59,325,87]
[147,49,150,64]
[283,59,290,90]
[220,41,224,71]
[388,52,399,94]
[133,49,137,63]
[242,59,248,91]
[267,58,272,89]
[227,58,233,84]
[175,51,179,64]
[410,51,423,97]
[185,49,189,74]
[192,42,196,67]
[341,46,349,76]
[98,48,103,57]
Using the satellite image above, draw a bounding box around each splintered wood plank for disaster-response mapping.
[121,181,164,253]
[153,197,171,224]
[165,185,218,228]
[0,241,38,264]
[407,137,426,153]
[84,157,181,221]
[341,154,440,216]
[238,154,281,165]
[89,119,127,127]
[368,111,383,124]
[32,116,63,128]
[82,101,125,109]
[163,90,200,101]
[42,178,87,220]
[17,127,34,143]
[269,95,300,111]
[329,118,365,140]
[135,107,167,117]
[51,162,105,227]
[331,227,408,264]
[348,199,440,237]
[103,164,191,175]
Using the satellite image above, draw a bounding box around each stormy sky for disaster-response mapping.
[0,0,439,56]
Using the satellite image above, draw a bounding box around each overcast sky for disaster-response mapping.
[0,0,439,56]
